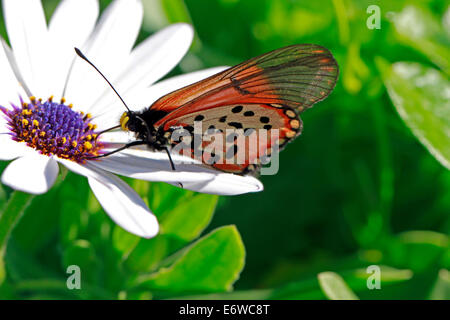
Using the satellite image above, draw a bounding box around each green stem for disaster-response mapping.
[0,191,34,283]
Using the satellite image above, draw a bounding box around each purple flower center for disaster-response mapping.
[0,96,104,163]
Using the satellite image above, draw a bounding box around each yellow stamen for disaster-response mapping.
[40,131,46,137]
[83,141,93,150]
[32,119,39,127]
[21,119,29,126]
[71,141,77,148]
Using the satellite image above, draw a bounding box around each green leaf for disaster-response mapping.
[121,185,218,273]
[62,240,99,284]
[124,235,171,273]
[159,194,218,241]
[391,231,449,273]
[112,226,140,260]
[160,0,192,24]
[318,272,359,300]
[135,225,245,293]
[0,191,34,284]
[378,60,450,170]
[389,5,450,74]
[429,269,450,300]
[141,0,193,30]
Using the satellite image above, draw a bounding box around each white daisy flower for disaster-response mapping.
[0,0,262,238]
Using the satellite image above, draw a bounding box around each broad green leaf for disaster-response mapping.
[62,240,99,284]
[147,182,194,216]
[159,194,218,241]
[161,0,192,24]
[429,269,450,300]
[112,226,140,260]
[135,225,245,293]
[142,0,192,31]
[318,272,359,300]
[392,231,448,273]
[389,5,450,74]
[122,186,218,273]
[0,191,34,284]
[378,60,450,170]
[59,202,86,245]
[124,236,171,273]
[5,241,61,281]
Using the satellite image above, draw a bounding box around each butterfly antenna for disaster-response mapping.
[96,124,121,137]
[74,47,131,112]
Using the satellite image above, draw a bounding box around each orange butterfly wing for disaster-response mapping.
[148,44,338,174]
[152,44,338,129]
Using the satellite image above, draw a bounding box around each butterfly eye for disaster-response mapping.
[120,112,130,131]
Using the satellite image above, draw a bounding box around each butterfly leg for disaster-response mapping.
[163,147,184,188]
[87,140,148,159]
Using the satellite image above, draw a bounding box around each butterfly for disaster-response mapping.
[76,44,338,175]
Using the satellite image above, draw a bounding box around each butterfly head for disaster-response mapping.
[120,111,142,133]
[120,112,130,131]
[119,111,155,143]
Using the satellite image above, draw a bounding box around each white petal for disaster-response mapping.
[57,158,101,181]
[48,0,99,100]
[177,174,264,196]
[0,115,6,133]
[0,39,28,106]
[58,159,159,238]
[3,0,51,97]
[120,23,193,91]
[1,154,59,194]
[0,134,32,160]
[90,150,263,195]
[64,0,143,111]
[100,130,134,144]
[90,23,194,115]
[88,171,159,238]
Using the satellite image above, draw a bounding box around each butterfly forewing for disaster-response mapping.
[151,44,338,125]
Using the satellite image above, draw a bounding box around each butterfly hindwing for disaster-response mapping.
[164,103,302,174]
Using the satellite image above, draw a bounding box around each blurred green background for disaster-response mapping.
[0,0,449,299]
